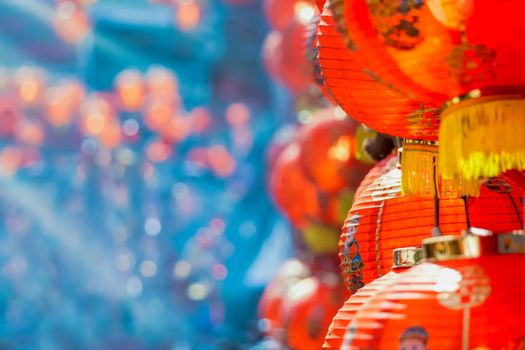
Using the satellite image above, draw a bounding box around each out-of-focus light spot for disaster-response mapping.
[144,98,174,131]
[115,69,145,111]
[298,110,312,124]
[146,65,178,100]
[173,260,191,279]
[0,147,22,177]
[287,277,317,302]
[114,253,133,272]
[210,218,225,234]
[161,116,190,143]
[14,119,45,146]
[126,276,143,297]
[294,1,315,24]
[15,66,46,105]
[239,221,256,238]
[328,135,352,162]
[225,102,250,126]
[208,145,236,177]
[122,119,140,137]
[334,106,347,120]
[190,107,211,133]
[187,282,208,301]
[172,182,190,199]
[81,95,114,136]
[211,264,227,280]
[146,140,172,163]
[144,217,162,236]
[81,139,97,156]
[140,260,157,278]
[176,1,201,31]
[99,121,122,149]
[116,148,136,166]
[54,1,91,44]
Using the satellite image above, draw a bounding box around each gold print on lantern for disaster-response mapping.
[436,265,491,310]
[445,44,498,87]
[329,0,357,50]
[367,0,424,50]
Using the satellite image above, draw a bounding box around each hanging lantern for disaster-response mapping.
[297,108,372,194]
[344,233,525,349]
[340,154,524,292]
[317,5,440,140]
[323,247,423,349]
[263,20,314,95]
[281,272,347,350]
[114,69,145,111]
[333,0,525,179]
[258,259,312,341]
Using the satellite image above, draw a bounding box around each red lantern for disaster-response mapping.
[281,272,347,350]
[323,247,422,349]
[317,5,439,140]
[258,259,312,340]
[263,20,314,95]
[297,109,372,194]
[345,234,525,349]
[340,155,524,292]
[334,0,525,179]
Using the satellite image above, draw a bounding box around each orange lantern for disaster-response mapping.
[323,247,422,349]
[334,0,525,179]
[258,259,311,341]
[281,271,347,350]
[345,233,525,349]
[340,154,524,292]
[114,69,145,111]
[317,5,439,140]
[297,108,372,194]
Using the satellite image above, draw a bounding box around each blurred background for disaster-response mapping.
[0,0,363,348]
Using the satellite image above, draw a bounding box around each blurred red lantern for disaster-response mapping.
[281,272,347,350]
[269,142,322,229]
[340,154,524,292]
[263,20,314,95]
[264,0,317,30]
[335,0,525,179]
[345,234,525,349]
[258,259,312,341]
[323,247,422,350]
[317,6,439,140]
[297,108,372,194]
[53,1,91,44]
[114,69,145,111]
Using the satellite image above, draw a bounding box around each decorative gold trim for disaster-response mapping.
[423,232,525,261]
[392,247,423,268]
[442,86,525,111]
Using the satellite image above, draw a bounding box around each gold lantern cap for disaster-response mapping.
[392,246,424,268]
[423,231,525,262]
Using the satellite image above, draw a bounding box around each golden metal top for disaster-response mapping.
[392,247,424,268]
[423,231,525,262]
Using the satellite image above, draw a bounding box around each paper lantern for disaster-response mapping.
[263,20,314,95]
[323,247,423,349]
[297,108,372,194]
[258,259,311,340]
[340,154,524,292]
[345,233,525,349]
[114,69,145,111]
[317,5,439,140]
[333,0,525,179]
[281,272,347,350]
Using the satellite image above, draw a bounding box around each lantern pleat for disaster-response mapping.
[345,255,525,349]
[316,6,440,140]
[322,271,400,349]
[340,155,524,292]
